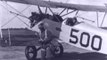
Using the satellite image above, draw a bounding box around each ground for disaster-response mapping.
[0,43,107,60]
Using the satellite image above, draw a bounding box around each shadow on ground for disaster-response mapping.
[37,52,107,60]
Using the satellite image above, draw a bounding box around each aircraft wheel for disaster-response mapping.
[25,46,37,60]
[51,43,64,57]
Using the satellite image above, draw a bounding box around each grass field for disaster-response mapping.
[0,43,107,60]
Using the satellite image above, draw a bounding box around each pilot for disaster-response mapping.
[38,22,53,60]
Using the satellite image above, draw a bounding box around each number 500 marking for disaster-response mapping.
[69,29,102,51]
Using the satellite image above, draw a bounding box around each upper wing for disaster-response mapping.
[1,0,52,7]
[48,2,107,12]
[1,0,107,12]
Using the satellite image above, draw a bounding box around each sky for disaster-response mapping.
[0,0,107,28]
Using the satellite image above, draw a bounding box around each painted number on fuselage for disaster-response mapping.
[69,29,102,51]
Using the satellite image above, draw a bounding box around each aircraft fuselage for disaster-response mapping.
[31,19,107,55]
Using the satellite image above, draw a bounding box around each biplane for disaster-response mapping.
[0,0,107,60]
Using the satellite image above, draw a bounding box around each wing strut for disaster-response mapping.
[100,12,107,27]
[38,6,43,14]
[61,10,76,17]
[48,8,61,22]
[75,10,79,16]
[45,7,48,14]
[59,8,66,15]
[96,12,99,27]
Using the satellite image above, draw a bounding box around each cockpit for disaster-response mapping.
[66,17,78,26]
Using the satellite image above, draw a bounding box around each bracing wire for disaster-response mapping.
[17,17,30,27]
[4,2,30,17]
[1,1,31,27]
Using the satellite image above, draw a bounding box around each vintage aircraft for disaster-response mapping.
[0,0,107,60]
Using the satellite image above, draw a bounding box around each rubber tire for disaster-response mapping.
[25,46,37,60]
[51,43,64,57]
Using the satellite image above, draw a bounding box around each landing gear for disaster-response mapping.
[25,43,64,60]
[25,46,37,60]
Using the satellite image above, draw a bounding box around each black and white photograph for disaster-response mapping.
[0,0,107,60]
